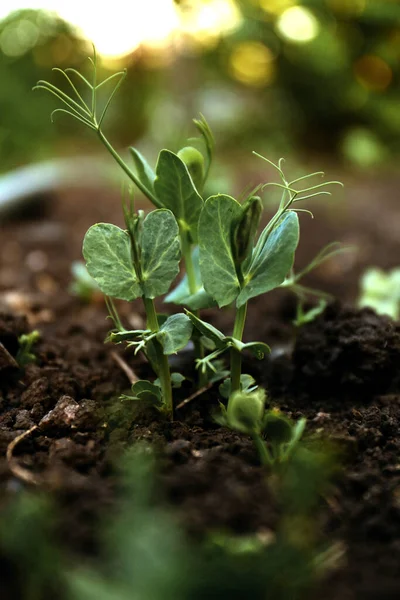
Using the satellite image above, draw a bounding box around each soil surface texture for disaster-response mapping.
[1,170,400,599]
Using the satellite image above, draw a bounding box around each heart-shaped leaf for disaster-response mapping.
[141,209,181,298]
[198,195,242,307]
[157,313,193,355]
[237,212,300,308]
[83,223,141,301]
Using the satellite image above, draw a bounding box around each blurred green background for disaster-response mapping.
[1,0,400,175]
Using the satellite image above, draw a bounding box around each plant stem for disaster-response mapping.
[230,302,248,394]
[252,433,273,467]
[97,129,162,208]
[180,230,206,387]
[142,296,173,420]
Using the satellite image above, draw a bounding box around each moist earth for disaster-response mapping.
[1,174,400,599]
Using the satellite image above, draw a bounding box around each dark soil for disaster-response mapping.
[1,171,400,599]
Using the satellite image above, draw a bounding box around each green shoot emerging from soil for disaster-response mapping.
[16,330,40,368]
[36,50,344,424]
[83,200,192,419]
[34,48,215,388]
[216,388,306,467]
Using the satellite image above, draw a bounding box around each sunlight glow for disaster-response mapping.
[276,6,320,44]
[229,41,275,87]
[0,0,221,58]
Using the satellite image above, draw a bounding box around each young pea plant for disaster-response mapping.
[216,388,306,467]
[34,49,215,388]
[82,201,193,420]
[189,157,343,395]
[16,330,40,368]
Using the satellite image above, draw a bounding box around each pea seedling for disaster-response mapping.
[16,330,40,368]
[34,48,214,388]
[216,388,306,467]
[82,202,193,419]
[36,50,343,424]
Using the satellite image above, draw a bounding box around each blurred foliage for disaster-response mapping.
[174,0,400,164]
[0,9,161,173]
[0,441,340,600]
[2,1,400,172]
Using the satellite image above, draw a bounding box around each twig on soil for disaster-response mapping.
[111,350,139,384]
[176,383,212,410]
[6,425,40,486]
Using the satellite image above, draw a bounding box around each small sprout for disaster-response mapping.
[358,267,400,320]
[217,390,306,467]
[226,388,266,435]
[16,330,40,368]
[70,261,100,302]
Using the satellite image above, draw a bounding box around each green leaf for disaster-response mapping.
[237,212,300,308]
[83,223,141,301]
[129,147,156,194]
[186,311,226,347]
[198,195,242,307]
[141,209,181,298]
[226,389,266,435]
[122,380,162,406]
[235,340,271,360]
[219,374,257,400]
[170,372,185,388]
[165,247,216,310]
[157,314,193,355]
[263,411,293,444]
[154,150,204,242]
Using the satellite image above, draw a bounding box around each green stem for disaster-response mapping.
[142,296,173,420]
[230,302,247,394]
[252,433,273,467]
[180,231,206,387]
[97,129,162,208]
[180,231,197,294]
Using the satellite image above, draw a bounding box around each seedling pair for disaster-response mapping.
[217,388,306,467]
[36,52,343,427]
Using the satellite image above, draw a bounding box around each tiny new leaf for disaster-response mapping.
[129,147,156,195]
[83,223,141,301]
[198,195,243,307]
[154,150,204,242]
[228,339,271,360]
[141,209,181,298]
[237,212,300,308]
[157,313,193,355]
[123,380,162,406]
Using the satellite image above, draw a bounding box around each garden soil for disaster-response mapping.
[1,169,400,599]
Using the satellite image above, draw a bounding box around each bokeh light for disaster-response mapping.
[354,55,393,92]
[276,6,320,44]
[229,41,275,86]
